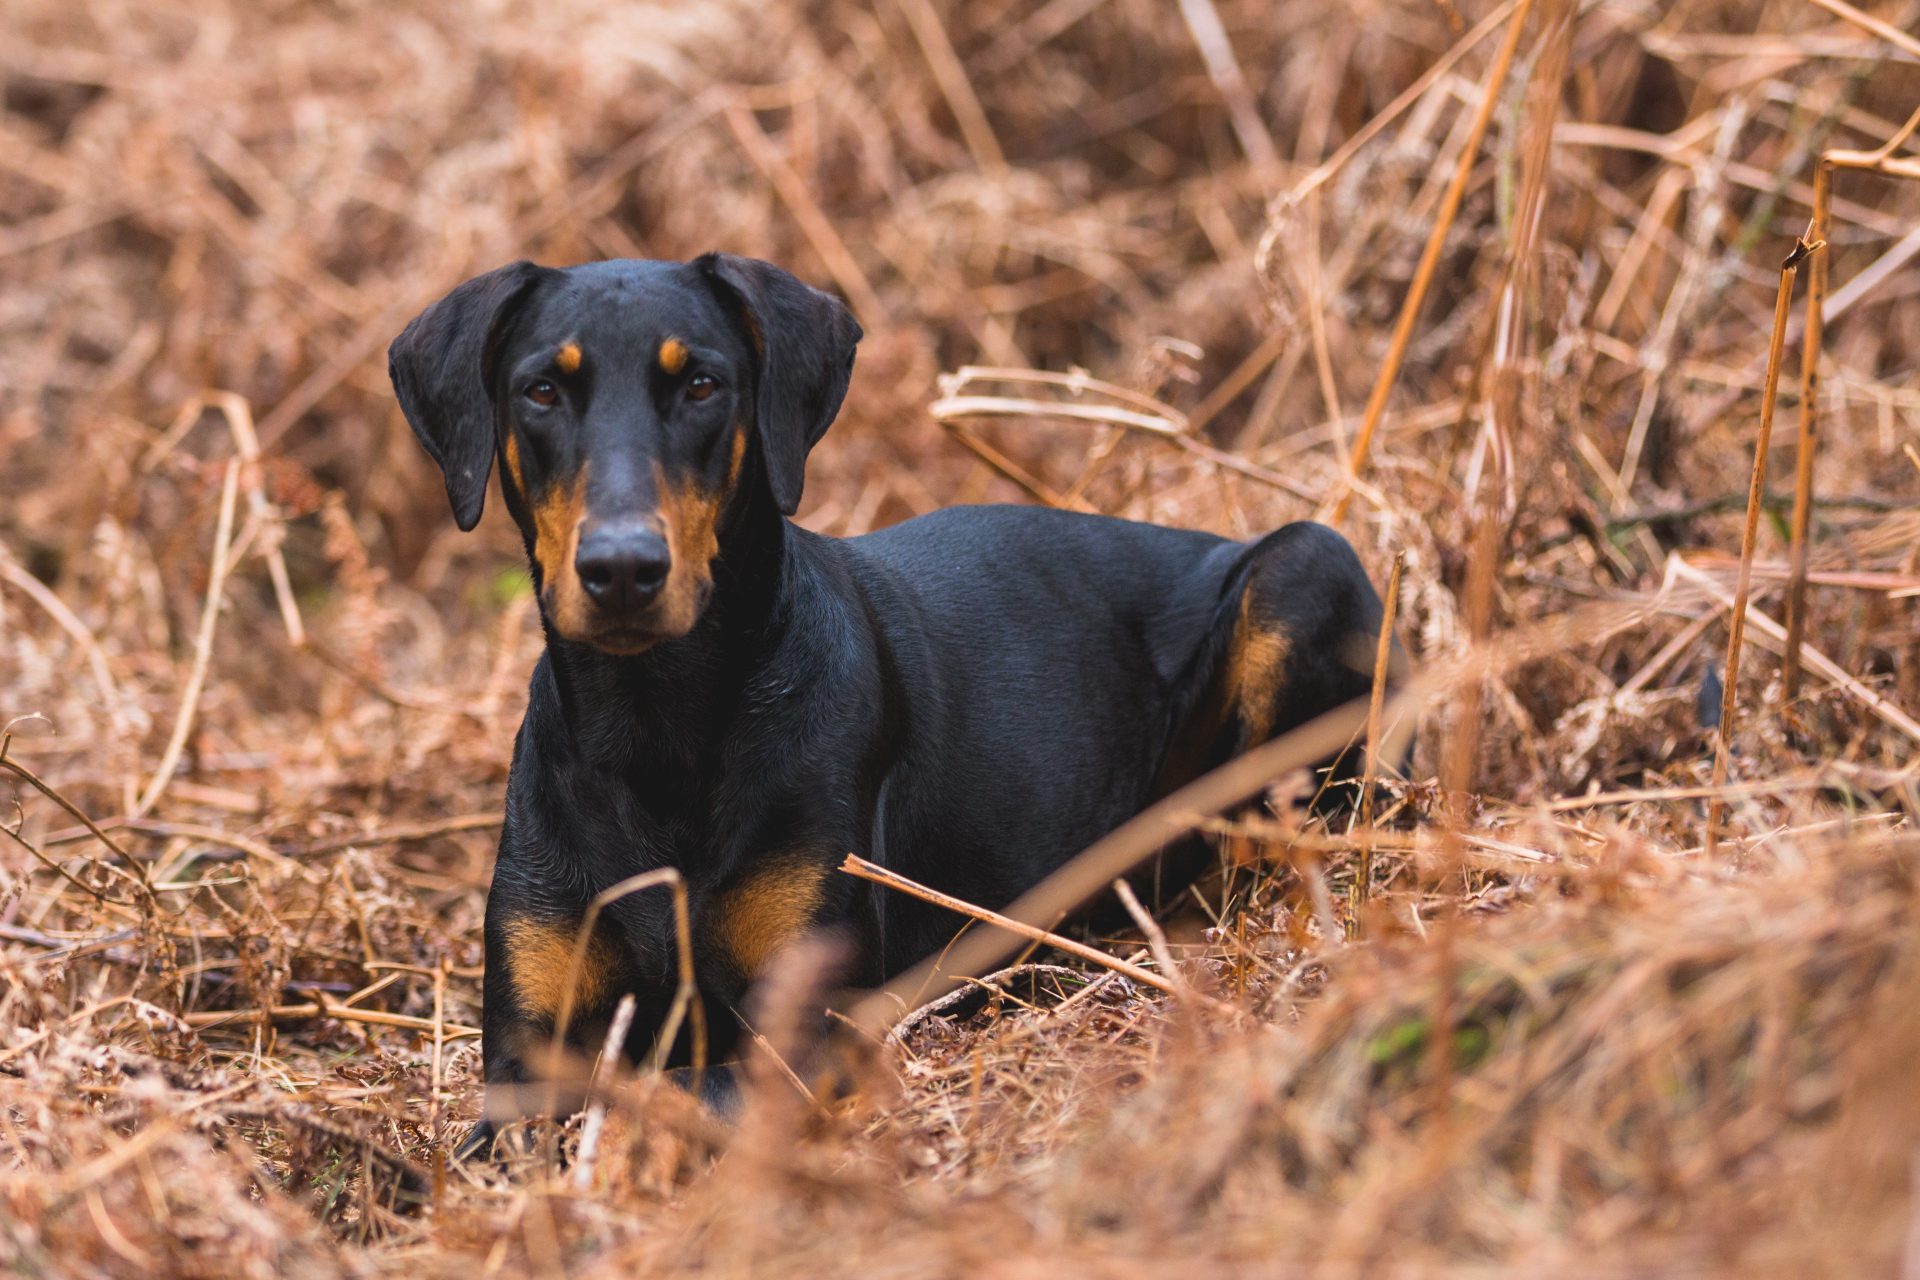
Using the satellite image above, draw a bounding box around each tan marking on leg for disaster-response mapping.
[658,337,689,374]
[715,858,829,978]
[654,462,721,637]
[501,916,621,1024]
[1227,590,1291,743]
[555,342,582,374]
[533,466,590,634]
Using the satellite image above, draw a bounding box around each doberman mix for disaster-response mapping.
[388,256,1393,1156]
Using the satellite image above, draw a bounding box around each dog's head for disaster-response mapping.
[389,255,860,654]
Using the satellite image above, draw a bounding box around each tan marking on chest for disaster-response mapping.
[715,858,829,977]
[555,342,582,374]
[501,916,621,1023]
[1226,591,1291,744]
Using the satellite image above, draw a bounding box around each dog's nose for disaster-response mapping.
[575,525,671,610]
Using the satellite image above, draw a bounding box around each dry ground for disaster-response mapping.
[3,0,1919,1275]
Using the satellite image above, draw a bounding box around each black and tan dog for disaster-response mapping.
[389,255,1392,1156]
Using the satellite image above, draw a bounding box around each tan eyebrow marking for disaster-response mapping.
[658,338,689,374]
[555,342,582,374]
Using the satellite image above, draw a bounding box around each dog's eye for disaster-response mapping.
[525,380,558,408]
[685,374,720,403]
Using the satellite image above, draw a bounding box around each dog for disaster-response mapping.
[388,255,1393,1157]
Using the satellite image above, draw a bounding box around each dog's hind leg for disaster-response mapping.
[1134,523,1398,917]
[1214,521,1400,810]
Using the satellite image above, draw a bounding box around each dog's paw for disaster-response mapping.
[663,1063,742,1120]
[452,1117,498,1163]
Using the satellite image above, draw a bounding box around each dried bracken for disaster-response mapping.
[2,0,1917,1275]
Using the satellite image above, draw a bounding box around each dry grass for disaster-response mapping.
[3,0,1919,1274]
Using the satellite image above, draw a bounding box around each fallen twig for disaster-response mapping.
[841,853,1193,1002]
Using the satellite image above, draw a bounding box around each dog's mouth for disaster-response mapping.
[549,612,676,656]
[545,579,713,655]
[576,625,662,656]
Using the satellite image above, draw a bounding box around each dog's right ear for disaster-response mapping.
[388,261,546,531]
[694,253,861,516]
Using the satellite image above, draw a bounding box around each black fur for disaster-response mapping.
[695,253,861,515]
[389,260,549,530]
[387,256,1396,1159]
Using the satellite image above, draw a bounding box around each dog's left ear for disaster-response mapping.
[388,261,547,531]
[696,253,862,515]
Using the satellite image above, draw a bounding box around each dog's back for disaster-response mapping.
[833,504,1384,975]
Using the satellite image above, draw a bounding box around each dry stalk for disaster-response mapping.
[132,458,241,820]
[1805,0,1920,60]
[0,553,128,733]
[552,868,704,1083]
[1110,878,1187,989]
[211,393,305,648]
[297,813,502,856]
[1786,108,1920,700]
[430,957,448,1199]
[180,1000,480,1038]
[930,393,1184,437]
[1356,550,1407,924]
[1707,233,1821,858]
[1615,104,1747,501]
[1783,163,1829,707]
[1174,0,1280,175]
[0,735,144,882]
[1426,494,1504,1117]
[1329,0,1538,523]
[1299,192,1346,442]
[934,365,1323,504]
[724,99,887,325]
[55,818,298,875]
[895,0,1008,179]
[938,366,1191,424]
[941,421,1089,510]
[0,809,142,913]
[1277,0,1522,206]
[1186,330,1289,438]
[572,992,639,1191]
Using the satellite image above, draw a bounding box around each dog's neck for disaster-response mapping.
[534,486,798,784]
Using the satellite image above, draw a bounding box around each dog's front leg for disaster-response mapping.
[457,886,633,1161]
